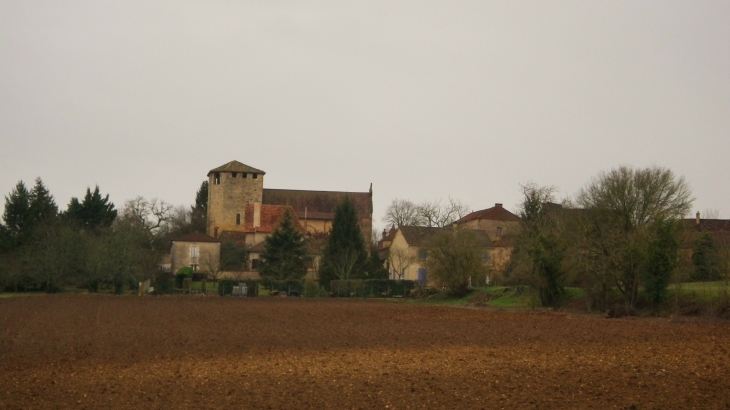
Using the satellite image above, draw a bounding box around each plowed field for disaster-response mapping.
[2,296,729,409]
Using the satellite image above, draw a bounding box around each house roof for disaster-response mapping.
[398,226,493,248]
[262,189,373,220]
[208,160,265,176]
[242,205,306,234]
[218,231,247,244]
[456,203,520,224]
[682,218,730,233]
[172,232,220,243]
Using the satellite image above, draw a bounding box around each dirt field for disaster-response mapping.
[2,296,729,409]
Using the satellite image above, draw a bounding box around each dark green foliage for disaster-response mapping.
[23,218,83,292]
[366,246,389,279]
[154,271,174,294]
[65,186,117,230]
[190,181,208,233]
[2,181,31,247]
[260,210,307,280]
[319,197,368,286]
[329,279,416,297]
[513,184,566,307]
[692,233,720,281]
[28,178,58,226]
[642,220,679,304]
[220,240,247,271]
[262,278,304,294]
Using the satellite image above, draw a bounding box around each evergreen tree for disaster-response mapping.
[28,178,58,226]
[692,232,720,281]
[190,181,208,233]
[260,210,307,280]
[642,219,679,304]
[2,181,31,246]
[65,186,117,230]
[319,197,368,286]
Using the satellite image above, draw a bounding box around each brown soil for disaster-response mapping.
[2,295,730,409]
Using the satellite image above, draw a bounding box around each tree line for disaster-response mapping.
[508,165,729,312]
[0,179,212,293]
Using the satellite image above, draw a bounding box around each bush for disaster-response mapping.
[329,279,416,297]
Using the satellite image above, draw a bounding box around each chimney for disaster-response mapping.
[382,229,387,240]
[495,203,503,208]
[253,202,261,228]
[696,211,700,225]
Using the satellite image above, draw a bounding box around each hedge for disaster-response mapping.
[329,279,417,298]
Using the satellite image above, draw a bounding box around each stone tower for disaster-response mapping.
[206,161,265,238]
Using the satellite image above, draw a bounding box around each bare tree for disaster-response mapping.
[576,165,693,310]
[119,197,174,236]
[418,197,470,227]
[703,209,721,219]
[383,197,470,228]
[387,247,417,280]
[199,249,224,283]
[382,199,422,228]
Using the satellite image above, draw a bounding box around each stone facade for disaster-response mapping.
[206,160,373,280]
[170,232,221,274]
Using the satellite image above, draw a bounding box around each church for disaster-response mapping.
[201,160,372,276]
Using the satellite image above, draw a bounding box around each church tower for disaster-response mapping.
[206,161,265,237]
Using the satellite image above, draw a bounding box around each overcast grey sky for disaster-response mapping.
[2,1,729,232]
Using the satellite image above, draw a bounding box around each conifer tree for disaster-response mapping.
[190,181,208,233]
[260,210,307,281]
[65,186,117,230]
[2,181,31,246]
[28,178,58,226]
[319,196,368,286]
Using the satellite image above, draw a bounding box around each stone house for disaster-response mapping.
[170,232,221,275]
[380,226,493,286]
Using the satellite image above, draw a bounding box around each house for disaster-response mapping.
[453,203,521,241]
[380,226,494,285]
[170,232,221,275]
[204,160,372,279]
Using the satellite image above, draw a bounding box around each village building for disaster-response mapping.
[170,232,221,275]
[201,160,373,279]
[379,226,494,285]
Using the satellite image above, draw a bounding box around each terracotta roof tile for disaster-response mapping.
[242,205,306,234]
[262,189,372,220]
[398,226,493,248]
[456,204,520,224]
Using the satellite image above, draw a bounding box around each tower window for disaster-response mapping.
[236,214,241,225]
[232,172,237,178]
[213,173,221,185]
[252,173,258,179]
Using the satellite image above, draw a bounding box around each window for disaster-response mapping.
[232,172,237,178]
[418,250,428,260]
[242,173,248,178]
[213,172,221,185]
[190,245,199,258]
[496,226,503,237]
[236,213,241,225]
[251,259,260,271]
[214,227,219,238]
[190,264,198,272]
[252,173,258,179]
[482,252,490,262]
[418,268,427,285]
